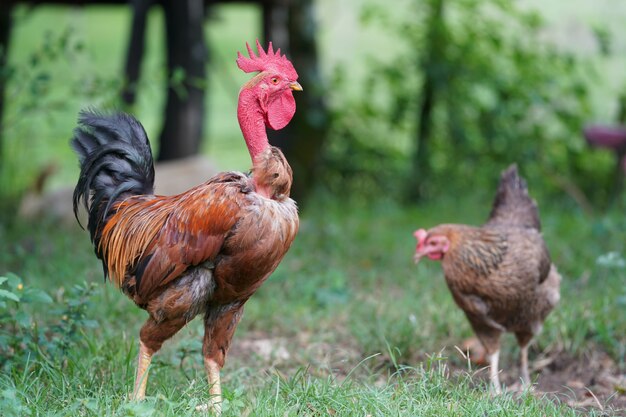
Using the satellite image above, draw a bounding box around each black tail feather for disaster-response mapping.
[71,110,155,247]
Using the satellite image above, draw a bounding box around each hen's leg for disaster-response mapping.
[133,316,187,400]
[475,328,502,394]
[197,305,244,415]
[519,345,530,385]
[487,350,502,394]
[515,331,533,387]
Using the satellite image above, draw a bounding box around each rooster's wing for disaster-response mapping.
[100,172,251,300]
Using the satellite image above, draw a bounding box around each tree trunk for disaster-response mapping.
[157,0,207,161]
[121,0,156,106]
[264,0,328,205]
[0,2,13,165]
[407,0,445,202]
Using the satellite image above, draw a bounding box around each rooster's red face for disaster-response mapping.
[413,229,450,263]
[255,72,302,131]
[236,40,302,131]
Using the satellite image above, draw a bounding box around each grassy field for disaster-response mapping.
[1,195,625,416]
[1,1,626,416]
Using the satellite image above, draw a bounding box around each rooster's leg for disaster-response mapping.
[132,341,153,400]
[134,316,187,400]
[196,357,222,414]
[487,350,502,394]
[197,305,244,415]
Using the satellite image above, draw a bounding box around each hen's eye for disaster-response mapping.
[271,77,279,84]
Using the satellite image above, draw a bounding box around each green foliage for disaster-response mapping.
[0,23,121,200]
[321,66,411,201]
[323,0,616,207]
[0,272,97,372]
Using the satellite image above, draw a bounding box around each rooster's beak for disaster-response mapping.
[290,81,303,91]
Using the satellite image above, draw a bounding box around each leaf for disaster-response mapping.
[4,273,21,289]
[0,289,20,302]
[22,289,53,304]
[14,311,30,328]
[170,67,186,86]
[0,277,7,286]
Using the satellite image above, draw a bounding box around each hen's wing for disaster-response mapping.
[446,227,509,279]
[486,164,541,230]
[446,227,552,331]
[100,172,251,300]
[444,229,510,332]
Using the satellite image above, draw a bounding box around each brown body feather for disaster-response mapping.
[486,164,541,230]
[415,164,560,391]
[99,147,298,341]
[432,224,557,341]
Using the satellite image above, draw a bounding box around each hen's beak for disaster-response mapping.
[290,81,303,91]
[413,252,426,265]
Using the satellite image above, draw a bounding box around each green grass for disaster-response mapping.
[1,195,624,416]
[0,359,588,416]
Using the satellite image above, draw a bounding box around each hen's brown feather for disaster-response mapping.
[486,164,541,230]
[418,165,560,366]
[438,225,555,336]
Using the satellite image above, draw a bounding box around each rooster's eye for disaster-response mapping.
[271,77,279,84]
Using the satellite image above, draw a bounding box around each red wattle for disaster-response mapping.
[266,90,296,130]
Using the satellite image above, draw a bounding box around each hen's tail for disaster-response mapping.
[71,110,155,247]
[486,164,541,230]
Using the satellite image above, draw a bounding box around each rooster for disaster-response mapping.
[72,40,302,413]
[413,165,561,393]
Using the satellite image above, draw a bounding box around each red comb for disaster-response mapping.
[236,39,298,80]
[414,229,428,243]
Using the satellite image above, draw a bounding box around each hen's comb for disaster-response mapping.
[236,39,298,80]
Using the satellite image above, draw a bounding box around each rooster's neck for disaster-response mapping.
[238,88,269,162]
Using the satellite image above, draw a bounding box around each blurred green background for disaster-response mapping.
[0,0,625,415]
[1,0,625,206]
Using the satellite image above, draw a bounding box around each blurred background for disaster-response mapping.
[0,0,625,414]
[0,0,625,208]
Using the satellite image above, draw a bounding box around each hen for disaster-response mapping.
[72,40,302,413]
[413,165,561,393]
